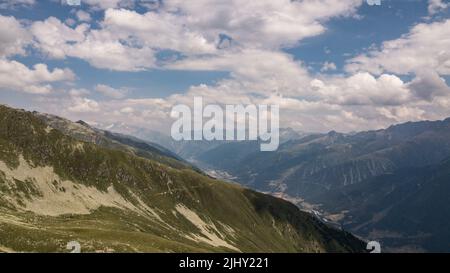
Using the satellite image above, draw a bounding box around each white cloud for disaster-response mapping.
[377,106,426,123]
[75,10,92,22]
[428,0,449,15]
[162,0,362,50]
[29,1,363,71]
[48,43,448,134]
[167,49,312,98]
[0,59,75,94]
[408,70,450,100]
[311,73,412,106]
[0,0,34,9]
[321,62,337,72]
[70,35,156,71]
[0,15,30,57]
[327,18,450,127]
[65,18,77,26]
[95,84,129,99]
[10,1,450,134]
[120,106,134,113]
[102,8,216,54]
[79,0,362,51]
[346,19,450,76]
[68,97,100,113]
[31,16,156,71]
[31,17,87,59]
[83,0,130,10]
[69,88,90,97]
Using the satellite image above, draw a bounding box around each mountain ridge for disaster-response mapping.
[116,115,450,252]
[0,104,364,253]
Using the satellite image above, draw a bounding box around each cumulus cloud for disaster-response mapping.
[95,84,129,99]
[68,97,100,113]
[75,10,92,22]
[311,73,412,106]
[321,62,337,72]
[79,0,164,11]
[346,19,450,76]
[31,16,156,71]
[102,8,216,54]
[341,18,450,118]
[428,0,449,15]
[29,1,363,71]
[83,0,131,10]
[0,0,34,9]
[31,17,87,59]
[80,0,362,51]
[0,15,30,57]
[167,49,312,99]
[69,88,90,97]
[120,106,134,113]
[408,70,450,100]
[6,1,450,134]
[162,0,362,50]
[0,59,75,94]
[377,106,426,123]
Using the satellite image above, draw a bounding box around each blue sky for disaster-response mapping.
[1,1,230,98]
[289,1,430,72]
[0,0,449,133]
[0,0,435,92]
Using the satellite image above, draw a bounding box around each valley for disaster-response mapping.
[111,118,450,252]
[0,105,364,253]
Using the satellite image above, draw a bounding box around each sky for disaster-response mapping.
[0,0,450,134]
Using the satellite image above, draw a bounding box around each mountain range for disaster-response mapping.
[106,117,450,252]
[0,105,364,253]
[10,101,450,252]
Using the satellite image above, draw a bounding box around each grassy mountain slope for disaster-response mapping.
[0,105,364,253]
[33,112,191,170]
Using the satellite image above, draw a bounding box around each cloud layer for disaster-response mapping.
[1,1,450,135]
